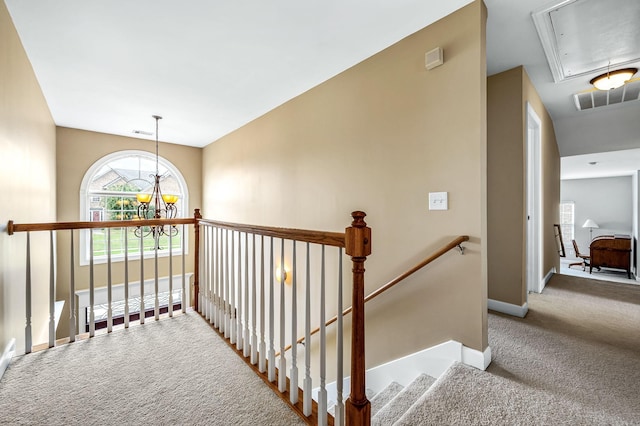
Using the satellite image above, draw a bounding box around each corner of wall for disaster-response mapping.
[0,338,16,382]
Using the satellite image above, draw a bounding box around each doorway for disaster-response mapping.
[526,102,543,293]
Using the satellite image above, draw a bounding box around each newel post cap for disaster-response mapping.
[345,211,371,257]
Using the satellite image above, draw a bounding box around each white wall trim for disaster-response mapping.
[542,267,556,290]
[0,338,16,382]
[319,340,492,404]
[488,298,528,318]
[462,344,492,371]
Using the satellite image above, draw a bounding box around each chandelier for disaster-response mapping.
[134,115,179,240]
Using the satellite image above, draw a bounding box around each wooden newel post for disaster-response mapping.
[193,209,202,311]
[345,211,372,426]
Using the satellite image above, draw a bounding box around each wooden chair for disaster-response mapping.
[569,239,590,271]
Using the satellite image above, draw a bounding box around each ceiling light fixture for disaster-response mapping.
[590,67,637,91]
[134,115,179,242]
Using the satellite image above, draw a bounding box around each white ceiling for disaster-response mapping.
[5,0,640,179]
[561,148,640,180]
[485,0,640,179]
[4,0,473,147]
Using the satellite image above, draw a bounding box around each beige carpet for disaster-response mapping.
[2,273,639,425]
[395,273,640,425]
[487,273,640,424]
[0,312,305,426]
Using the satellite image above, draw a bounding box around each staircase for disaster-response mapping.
[328,371,439,425]
[349,359,622,425]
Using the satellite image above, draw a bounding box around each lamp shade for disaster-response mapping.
[590,68,637,91]
[582,219,599,229]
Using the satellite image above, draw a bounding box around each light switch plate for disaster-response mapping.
[429,192,448,210]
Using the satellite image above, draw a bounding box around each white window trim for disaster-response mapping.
[79,150,189,266]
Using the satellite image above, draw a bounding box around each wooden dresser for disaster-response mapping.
[589,235,632,278]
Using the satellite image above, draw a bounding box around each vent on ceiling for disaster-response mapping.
[132,130,153,136]
[573,80,640,111]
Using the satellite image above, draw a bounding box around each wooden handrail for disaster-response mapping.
[7,217,197,235]
[198,218,346,248]
[283,235,469,352]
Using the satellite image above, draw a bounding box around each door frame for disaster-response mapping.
[526,102,543,294]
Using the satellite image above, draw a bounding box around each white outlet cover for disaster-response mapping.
[429,192,448,210]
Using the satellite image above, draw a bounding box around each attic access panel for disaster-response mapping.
[533,0,640,82]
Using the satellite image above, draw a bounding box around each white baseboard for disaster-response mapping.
[462,344,492,371]
[0,338,16,382]
[320,340,492,403]
[542,267,556,291]
[488,298,528,318]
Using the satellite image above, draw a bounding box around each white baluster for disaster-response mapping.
[303,242,312,416]
[230,231,236,344]
[215,226,220,325]
[169,228,173,318]
[49,230,55,348]
[217,227,223,329]
[236,231,243,351]
[107,228,113,333]
[259,235,266,373]
[197,224,202,313]
[203,227,209,321]
[89,230,95,337]
[211,227,215,321]
[69,230,76,342]
[335,248,344,426]
[318,245,327,426]
[290,240,299,405]
[124,228,129,328]
[139,230,145,325]
[244,232,250,357]
[251,233,258,365]
[278,238,287,392]
[224,229,230,338]
[212,227,218,327]
[25,232,32,354]
[181,224,186,314]
[154,232,159,321]
[268,236,276,382]
[210,226,213,320]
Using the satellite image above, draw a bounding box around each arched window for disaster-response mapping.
[79,150,189,264]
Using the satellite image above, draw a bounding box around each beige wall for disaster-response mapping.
[55,127,202,338]
[203,0,488,371]
[487,66,560,307]
[0,0,56,355]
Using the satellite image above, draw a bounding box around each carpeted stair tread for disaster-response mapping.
[394,362,623,426]
[370,381,403,417]
[371,373,435,426]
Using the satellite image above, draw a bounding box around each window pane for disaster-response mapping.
[83,152,187,262]
[559,201,575,243]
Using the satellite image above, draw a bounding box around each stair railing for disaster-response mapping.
[7,213,198,353]
[282,235,469,353]
[196,211,371,426]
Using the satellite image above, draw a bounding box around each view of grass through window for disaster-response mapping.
[91,228,181,257]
